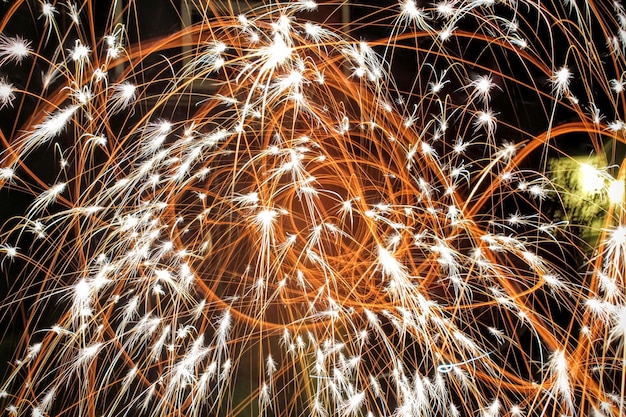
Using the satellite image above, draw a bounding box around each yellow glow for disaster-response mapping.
[607,179,625,203]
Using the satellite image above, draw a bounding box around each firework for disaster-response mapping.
[0,1,625,417]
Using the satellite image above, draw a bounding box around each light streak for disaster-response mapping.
[0,1,624,417]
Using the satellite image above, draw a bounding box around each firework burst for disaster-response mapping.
[0,1,625,417]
